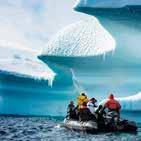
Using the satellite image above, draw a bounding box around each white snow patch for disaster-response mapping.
[42,17,115,57]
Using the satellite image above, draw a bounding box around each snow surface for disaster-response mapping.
[42,18,115,57]
[75,0,141,8]
[100,92,141,111]
[0,43,56,86]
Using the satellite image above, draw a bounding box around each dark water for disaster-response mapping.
[0,113,141,141]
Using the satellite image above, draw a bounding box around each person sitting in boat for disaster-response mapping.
[79,102,96,122]
[95,105,106,129]
[77,92,89,109]
[66,101,77,120]
[87,98,97,115]
[104,94,121,119]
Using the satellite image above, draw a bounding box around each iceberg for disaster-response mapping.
[73,0,141,112]
[0,0,141,116]
[74,0,141,67]
[39,0,141,115]
[40,17,116,70]
[0,43,56,86]
[118,92,141,111]
[42,0,141,114]
[0,43,76,116]
[41,0,141,68]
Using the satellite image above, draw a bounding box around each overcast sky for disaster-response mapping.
[0,0,89,51]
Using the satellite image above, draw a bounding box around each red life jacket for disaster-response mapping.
[104,97,121,110]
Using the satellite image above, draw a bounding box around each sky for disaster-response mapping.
[0,0,89,51]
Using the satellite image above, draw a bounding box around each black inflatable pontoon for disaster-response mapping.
[63,118,137,133]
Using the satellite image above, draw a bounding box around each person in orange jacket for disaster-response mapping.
[104,94,121,113]
[104,94,121,121]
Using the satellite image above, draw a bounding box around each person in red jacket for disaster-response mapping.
[104,94,121,114]
[104,94,121,128]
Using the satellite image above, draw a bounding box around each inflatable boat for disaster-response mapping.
[63,117,137,133]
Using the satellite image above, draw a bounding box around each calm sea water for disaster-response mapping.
[0,112,141,141]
